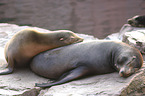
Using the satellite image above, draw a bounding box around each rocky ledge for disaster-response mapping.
[0,23,144,96]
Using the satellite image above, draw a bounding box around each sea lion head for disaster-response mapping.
[115,54,143,77]
[127,15,145,27]
[56,30,84,44]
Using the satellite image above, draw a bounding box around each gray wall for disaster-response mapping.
[0,0,145,38]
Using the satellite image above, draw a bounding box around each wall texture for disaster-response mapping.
[0,0,145,38]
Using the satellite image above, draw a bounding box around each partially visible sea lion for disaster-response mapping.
[128,15,145,27]
[30,40,143,88]
[0,29,83,75]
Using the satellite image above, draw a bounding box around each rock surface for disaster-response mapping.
[122,25,145,55]
[106,24,145,55]
[0,23,144,96]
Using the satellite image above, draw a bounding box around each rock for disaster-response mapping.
[104,32,120,41]
[0,68,48,96]
[104,24,133,41]
[38,70,145,96]
[122,28,145,54]
[105,24,145,54]
[0,23,144,96]
[120,69,145,96]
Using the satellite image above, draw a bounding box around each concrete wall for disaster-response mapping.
[0,0,145,38]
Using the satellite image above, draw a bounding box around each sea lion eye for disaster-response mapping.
[60,38,64,41]
[126,56,136,67]
[127,56,136,64]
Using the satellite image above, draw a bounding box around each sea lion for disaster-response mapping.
[128,15,145,27]
[0,29,83,75]
[30,40,143,88]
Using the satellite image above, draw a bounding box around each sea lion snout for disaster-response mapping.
[73,37,84,43]
[127,15,145,27]
[127,15,139,27]
[127,18,138,27]
[127,19,133,25]
[116,55,141,77]
[119,66,138,77]
[57,30,84,44]
[63,35,84,44]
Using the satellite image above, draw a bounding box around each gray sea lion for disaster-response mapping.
[30,40,143,88]
[0,29,83,75]
[128,15,145,27]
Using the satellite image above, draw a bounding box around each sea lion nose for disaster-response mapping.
[120,70,123,73]
[120,71,125,76]
[127,19,133,24]
[120,70,131,77]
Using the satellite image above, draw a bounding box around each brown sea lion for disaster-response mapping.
[0,29,83,75]
[30,40,143,88]
[128,15,145,27]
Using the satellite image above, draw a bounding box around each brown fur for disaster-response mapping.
[0,29,83,74]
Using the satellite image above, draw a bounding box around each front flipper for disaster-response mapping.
[35,66,89,88]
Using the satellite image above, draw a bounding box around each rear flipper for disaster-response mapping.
[35,66,90,88]
[0,57,14,75]
[0,67,13,75]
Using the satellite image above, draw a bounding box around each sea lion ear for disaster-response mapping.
[60,38,64,41]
